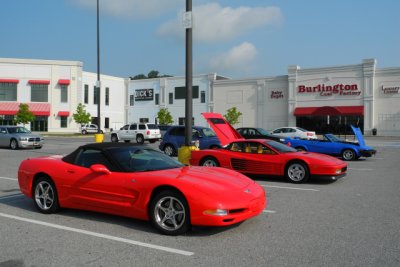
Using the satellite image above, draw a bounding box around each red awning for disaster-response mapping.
[0,102,50,116]
[58,79,70,85]
[58,111,70,116]
[28,80,50,85]
[0,79,19,83]
[294,106,364,116]
[0,102,19,115]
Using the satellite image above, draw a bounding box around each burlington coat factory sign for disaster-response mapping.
[298,84,362,96]
[135,89,154,101]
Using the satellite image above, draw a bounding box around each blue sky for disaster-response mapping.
[1,0,399,79]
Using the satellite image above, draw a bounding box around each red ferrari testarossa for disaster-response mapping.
[190,113,347,183]
[18,142,266,235]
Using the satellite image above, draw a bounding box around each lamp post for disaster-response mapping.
[96,0,101,133]
[184,0,193,146]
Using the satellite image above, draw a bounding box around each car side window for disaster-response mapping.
[0,128,6,134]
[75,149,113,170]
[130,124,137,130]
[139,124,146,130]
[122,125,129,130]
[230,142,243,152]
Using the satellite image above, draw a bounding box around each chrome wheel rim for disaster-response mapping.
[10,140,17,149]
[154,196,185,231]
[203,159,217,166]
[343,150,354,160]
[34,181,55,210]
[287,163,306,182]
[164,146,174,156]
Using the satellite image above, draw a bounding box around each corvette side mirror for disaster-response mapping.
[90,164,111,174]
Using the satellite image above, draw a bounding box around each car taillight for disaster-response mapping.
[307,132,313,136]
[147,130,150,135]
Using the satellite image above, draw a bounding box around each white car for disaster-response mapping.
[110,123,161,144]
[270,127,317,140]
[81,124,103,134]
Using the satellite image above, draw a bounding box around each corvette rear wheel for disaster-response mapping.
[342,149,356,161]
[285,162,309,183]
[33,176,60,214]
[200,157,220,167]
[150,190,190,235]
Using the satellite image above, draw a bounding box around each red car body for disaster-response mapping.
[190,113,347,183]
[18,143,266,235]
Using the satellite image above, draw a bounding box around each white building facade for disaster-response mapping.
[213,59,400,136]
[0,58,125,133]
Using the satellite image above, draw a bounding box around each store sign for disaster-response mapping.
[270,90,284,99]
[381,86,399,94]
[298,84,361,96]
[135,89,153,101]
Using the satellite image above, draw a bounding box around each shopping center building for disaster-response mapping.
[1,57,399,136]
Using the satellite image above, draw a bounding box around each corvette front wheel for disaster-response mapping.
[285,162,309,183]
[33,176,60,214]
[150,190,190,235]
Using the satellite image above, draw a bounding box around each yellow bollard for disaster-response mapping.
[94,133,104,143]
[178,145,199,165]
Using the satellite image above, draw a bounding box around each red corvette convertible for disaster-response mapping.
[18,143,266,235]
[190,113,347,183]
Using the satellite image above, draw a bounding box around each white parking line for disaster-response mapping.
[0,176,17,181]
[261,185,319,192]
[263,210,276,213]
[0,212,194,256]
[348,168,373,171]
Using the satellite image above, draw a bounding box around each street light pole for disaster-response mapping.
[184,0,193,146]
[96,0,101,133]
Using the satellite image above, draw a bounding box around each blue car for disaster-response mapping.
[159,125,221,156]
[284,125,376,161]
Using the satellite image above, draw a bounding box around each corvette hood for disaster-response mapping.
[164,166,252,192]
[351,125,366,147]
[201,112,243,146]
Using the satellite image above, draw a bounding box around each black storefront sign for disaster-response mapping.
[135,89,154,101]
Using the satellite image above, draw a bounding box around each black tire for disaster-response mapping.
[10,139,18,150]
[136,134,144,144]
[149,190,190,235]
[32,176,60,214]
[163,144,176,157]
[111,134,119,143]
[200,156,220,167]
[342,149,356,161]
[100,130,104,134]
[285,161,309,183]
[82,130,87,135]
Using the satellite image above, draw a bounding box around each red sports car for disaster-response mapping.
[18,143,266,235]
[190,113,347,183]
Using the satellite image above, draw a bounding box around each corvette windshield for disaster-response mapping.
[265,140,297,153]
[109,147,184,172]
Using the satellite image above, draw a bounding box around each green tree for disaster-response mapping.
[72,103,91,125]
[131,74,147,80]
[223,107,243,125]
[14,103,35,126]
[147,70,159,79]
[157,108,174,125]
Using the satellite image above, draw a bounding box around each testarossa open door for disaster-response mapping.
[201,112,244,146]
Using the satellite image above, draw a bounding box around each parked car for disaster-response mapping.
[159,125,221,156]
[284,125,376,160]
[81,124,103,135]
[237,127,286,143]
[17,142,266,235]
[271,126,317,139]
[0,125,43,150]
[190,113,347,183]
[111,123,161,144]
[157,125,174,138]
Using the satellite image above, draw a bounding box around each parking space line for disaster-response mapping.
[261,185,319,192]
[263,210,276,213]
[348,168,373,171]
[0,176,17,181]
[0,212,194,256]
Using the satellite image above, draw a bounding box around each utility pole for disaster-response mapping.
[184,0,193,146]
[96,0,101,133]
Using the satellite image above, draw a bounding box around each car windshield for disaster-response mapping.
[7,127,31,134]
[257,128,270,135]
[108,147,184,172]
[264,140,297,153]
[201,128,217,137]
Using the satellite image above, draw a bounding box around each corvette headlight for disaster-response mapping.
[203,209,228,216]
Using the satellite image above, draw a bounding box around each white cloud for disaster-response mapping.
[209,42,258,73]
[158,3,283,42]
[70,0,181,19]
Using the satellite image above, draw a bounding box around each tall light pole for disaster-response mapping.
[96,0,101,133]
[184,0,193,146]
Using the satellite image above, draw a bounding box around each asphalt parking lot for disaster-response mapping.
[1,135,400,266]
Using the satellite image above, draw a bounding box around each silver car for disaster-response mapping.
[0,126,44,150]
